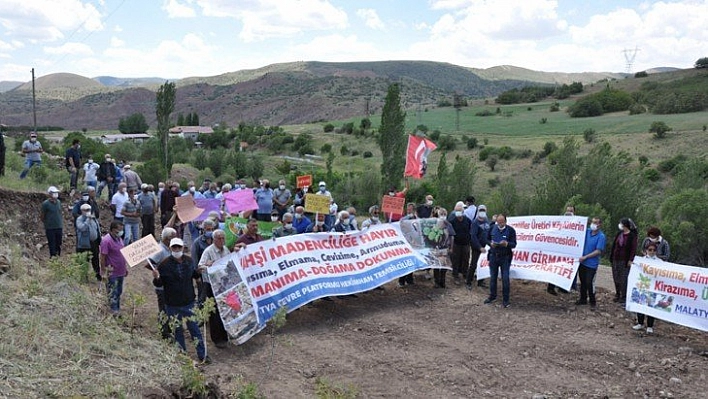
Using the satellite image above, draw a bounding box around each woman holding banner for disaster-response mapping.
[610,218,638,303]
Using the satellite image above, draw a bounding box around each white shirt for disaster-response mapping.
[199,243,231,279]
[83,162,99,182]
[111,191,129,218]
[464,205,477,222]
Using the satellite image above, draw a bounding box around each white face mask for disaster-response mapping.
[478,211,487,219]
[295,213,302,219]
[438,215,447,221]
[240,184,246,189]
[82,211,91,216]
[271,216,279,222]
[117,230,124,237]
[171,251,183,258]
[82,195,89,201]
[371,216,379,222]
[316,220,324,226]
[189,187,195,193]
[649,237,659,243]
[51,193,59,199]
[279,184,285,190]
[284,223,293,229]
[319,186,326,192]
[590,223,598,231]
[455,211,463,217]
[389,192,395,196]
[341,219,350,225]
[88,159,93,164]
[30,137,37,142]
[618,223,624,231]
[426,200,433,206]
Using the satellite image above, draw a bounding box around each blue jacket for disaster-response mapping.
[489,224,516,259]
[470,218,491,251]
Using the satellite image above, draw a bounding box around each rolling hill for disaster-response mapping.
[0,61,643,130]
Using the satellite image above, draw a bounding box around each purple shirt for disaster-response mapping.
[100,233,127,277]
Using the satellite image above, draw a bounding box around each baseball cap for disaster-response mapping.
[30,132,37,137]
[141,183,148,190]
[80,204,91,211]
[47,186,60,193]
[478,205,487,211]
[319,181,326,187]
[169,238,185,248]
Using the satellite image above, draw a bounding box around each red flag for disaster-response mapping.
[404,135,437,179]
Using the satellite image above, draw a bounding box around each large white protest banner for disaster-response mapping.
[477,215,587,290]
[208,223,431,344]
[627,256,708,333]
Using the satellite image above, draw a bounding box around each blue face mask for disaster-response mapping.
[204,231,213,239]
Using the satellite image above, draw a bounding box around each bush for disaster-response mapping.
[628,103,646,115]
[437,135,457,151]
[638,155,649,167]
[643,168,660,181]
[475,110,494,117]
[350,150,359,156]
[649,121,672,139]
[549,102,560,112]
[539,117,548,124]
[583,128,596,143]
[542,141,558,157]
[568,97,603,117]
[320,143,332,154]
[339,145,349,156]
[657,155,686,173]
[429,130,441,141]
[323,124,335,133]
[297,145,314,157]
[488,177,500,187]
[466,137,478,149]
[497,146,514,160]
[362,151,373,158]
[634,71,649,78]
[517,149,533,159]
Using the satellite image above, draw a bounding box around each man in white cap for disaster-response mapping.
[76,203,102,281]
[20,132,43,179]
[40,186,64,257]
[152,237,210,364]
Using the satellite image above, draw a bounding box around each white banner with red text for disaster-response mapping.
[476,215,587,290]
[207,223,433,344]
[626,256,708,332]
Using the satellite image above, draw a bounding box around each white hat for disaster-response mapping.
[141,183,148,189]
[80,204,92,211]
[123,164,131,170]
[47,186,60,193]
[318,181,326,187]
[169,238,185,247]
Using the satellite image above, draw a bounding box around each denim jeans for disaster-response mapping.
[45,228,63,257]
[106,276,124,313]
[123,222,140,245]
[165,303,206,360]
[20,159,41,179]
[489,255,512,303]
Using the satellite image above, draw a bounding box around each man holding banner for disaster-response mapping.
[484,214,517,308]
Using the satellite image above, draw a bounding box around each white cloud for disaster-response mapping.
[0,39,14,51]
[163,0,196,18]
[43,42,93,56]
[0,0,103,42]
[195,0,348,41]
[283,34,381,62]
[356,8,385,30]
[110,36,124,47]
[113,25,123,32]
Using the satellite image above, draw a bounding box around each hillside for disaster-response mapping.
[469,65,625,84]
[0,60,626,130]
[0,81,22,93]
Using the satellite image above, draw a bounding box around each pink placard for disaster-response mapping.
[223,189,258,214]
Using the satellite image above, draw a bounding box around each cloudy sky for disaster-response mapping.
[0,0,706,82]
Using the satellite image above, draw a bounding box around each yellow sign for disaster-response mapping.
[304,193,331,214]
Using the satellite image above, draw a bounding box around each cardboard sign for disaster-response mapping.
[296,175,312,189]
[175,196,205,223]
[304,193,330,214]
[224,217,278,248]
[381,195,405,216]
[120,235,162,268]
[194,198,221,221]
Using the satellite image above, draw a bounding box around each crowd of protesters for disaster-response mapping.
[31,132,672,363]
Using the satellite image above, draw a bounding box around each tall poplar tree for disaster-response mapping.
[156,81,176,175]
[378,83,406,188]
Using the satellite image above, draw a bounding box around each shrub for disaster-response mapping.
[583,128,597,143]
[638,155,649,167]
[350,150,359,156]
[429,130,441,141]
[486,155,499,171]
[657,155,686,173]
[339,145,349,156]
[541,141,558,157]
[497,146,514,160]
[634,71,648,78]
[323,123,334,133]
[549,102,560,112]
[643,168,660,181]
[488,177,500,187]
[649,121,672,139]
[297,145,314,157]
[320,143,332,154]
[475,109,494,117]
[517,149,533,159]
[539,117,548,124]
[437,135,457,151]
[466,137,478,149]
[628,103,646,115]
[362,151,373,158]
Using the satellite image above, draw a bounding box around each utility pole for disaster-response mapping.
[31,68,37,133]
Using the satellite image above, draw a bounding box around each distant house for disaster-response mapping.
[169,126,214,141]
[101,133,151,144]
